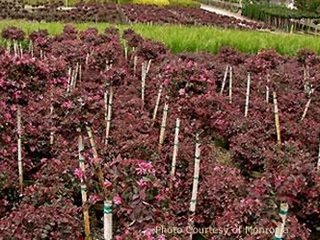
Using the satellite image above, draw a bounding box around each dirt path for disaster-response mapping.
[200,4,255,23]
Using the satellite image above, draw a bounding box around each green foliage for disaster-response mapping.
[169,0,200,8]
[1,20,320,55]
[132,0,169,5]
[242,3,320,20]
[295,0,320,13]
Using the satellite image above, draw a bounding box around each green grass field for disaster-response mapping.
[0,19,320,55]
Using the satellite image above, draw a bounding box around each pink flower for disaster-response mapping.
[137,179,148,188]
[135,161,155,175]
[178,88,185,96]
[157,235,166,240]
[62,100,73,109]
[89,194,103,204]
[74,168,85,181]
[103,179,112,188]
[142,228,154,240]
[113,194,123,205]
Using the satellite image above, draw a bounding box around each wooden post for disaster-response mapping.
[301,89,313,121]
[170,118,180,177]
[158,96,169,151]
[245,72,251,118]
[78,129,91,240]
[274,203,289,240]
[229,66,233,104]
[152,84,163,126]
[17,106,23,194]
[189,133,201,240]
[266,73,270,103]
[273,92,281,146]
[220,65,229,95]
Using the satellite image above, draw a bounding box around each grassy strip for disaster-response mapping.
[0,19,320,55]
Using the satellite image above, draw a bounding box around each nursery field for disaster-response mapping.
[1,20,320,55]
[0,25,319,240]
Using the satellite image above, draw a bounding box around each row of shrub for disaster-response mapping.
[23,0,200,7]
[242,3,320,20]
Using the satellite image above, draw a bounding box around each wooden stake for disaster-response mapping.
[19,43,23,57]
[29,41,34,57]
[152,84,163,126]
[85,126,106,197]
[141,62,147,104]
[104,200,113,240]
[85,53,90,66]
[220,65,229,95]
[273,91,281,145]
[133,56,138,77]
[78,129,91,240]
[189,133,201,239]
[245,72,251,118]
[158,96,169,151]
[17,106,23,194]
[274,203,289,240]
[146,59,152,75]
[229,66,233,104]
[105,87,113,147]
[67,67,72,93]
[85,127,112,239]
[170,118,180,177]
[49,104,54,145]
[301,89,314,121]
[124,46,128,61]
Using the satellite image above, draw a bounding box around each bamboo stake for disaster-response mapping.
[158,96,169,151]
[274,203,289,240]
[133,56,138,77]
[104,200,113,240]
[170,118,180,177]
[141,62,147,104]
[40,49,43,60]
[189,133,201,240]
[13,41,17,57]
[78,129,91,240]
[146,59,152,75]
[85,126,106,196]
[29,41,34,57]
[85,53,90,66]
[124,46,128,61]
[245,72,251,118]
[301,98,312,121]
[273,92,281,145]
[17,106,23,194]
[266,73,270,103]
[85,127,112,239]
[152,84,163,125]
[19,43,23,57]
[67,67,72,93]
[220,65,229,95]
[229,66,233,104]
[105,87,113,147]
[49,104,54,145]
